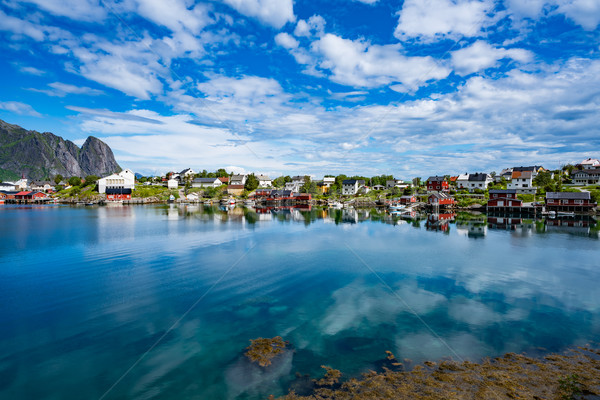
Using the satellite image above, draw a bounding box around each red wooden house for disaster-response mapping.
[427,176,449,191]
[399,195,417,204]
[428,192,455,206]
[106,188,131,201]
[14,191,47,200]
[545,192,596,212]
[487,189,523,212]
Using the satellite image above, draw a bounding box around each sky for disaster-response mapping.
[1,0,599,179]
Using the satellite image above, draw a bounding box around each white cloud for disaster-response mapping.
[0,101,42,117]
[274,32,298,49]
[197,75,284,103]
[28,82,105,97]
[293,15,326,37]
[18,0,107,22]
[353,0,379,4]
[312,33,451,88]
[394,0,494,41]
[451,40,534,75]
[557,0,600,30]
[135,0,212,35]
[20,66,46,75]
[222,0,295,29]
[505,0,600,30]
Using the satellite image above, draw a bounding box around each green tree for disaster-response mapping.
[215,168,228,177]
[533,171,555,192]
[54,174,63,185]
[245,173,259,191]
[300,176,316,194]
[68,176,82,187]
[273,176,291,188]
[84,175,99,187]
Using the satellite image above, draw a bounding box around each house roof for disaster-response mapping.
[513,166,543,172]
[256,175,271,180]
[15,191,32,195]
[427,176,445,182]
[106,188,132,194]
[180,168,194,174]
[511,170,532,179]
[546,192,590,200]
[230,174,245,180]
[0,190,19,195]
[489,189,517,194]
[429,192,452,199]
[579,158,599,165]
[342,179,358,184]
[219,177,229,183]
[468,173,490,181]
[574,169,600,176]
[193,177,220,183]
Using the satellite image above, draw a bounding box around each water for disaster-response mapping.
[1,204,599,399]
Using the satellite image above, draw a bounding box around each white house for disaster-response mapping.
[342,179,359,195]
[455,173,470,190]
[285,175,307,193]
[507,170,536,194]
[230,174,247,186]
[14,178,28,190]
[167,179,179,189]
[192,177,223,188]
[256,175,272,187]
[179,168,195,179]
[578,158,600,169]
[386,179,410,189]
[457,173,492,192]
[572,169,600,185]
[98,169,135,194]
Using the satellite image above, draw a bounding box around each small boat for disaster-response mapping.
[328,201,343,209]
[557,211,575,217]
[388,203,405,211]
[244,200,255,206]
[203,199,212,205]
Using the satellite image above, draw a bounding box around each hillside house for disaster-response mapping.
[427,176,448,192]
[192,177,223,188]
[572,169,600,186]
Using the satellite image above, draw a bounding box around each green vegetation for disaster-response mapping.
[517,193,535,202]
[244,336,288,367]
[245,173,259,191]
[0,167,19,181]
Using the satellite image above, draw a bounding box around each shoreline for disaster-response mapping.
[273,347,600,399]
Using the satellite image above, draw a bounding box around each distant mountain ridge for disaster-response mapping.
[0,119,121,181]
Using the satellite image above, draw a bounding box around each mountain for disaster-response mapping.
[0,119,121,181]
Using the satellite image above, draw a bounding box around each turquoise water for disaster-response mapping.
[1,205,599,399]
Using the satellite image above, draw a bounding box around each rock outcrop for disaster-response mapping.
[0,119,121,181]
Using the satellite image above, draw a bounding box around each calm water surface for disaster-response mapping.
[1,204,599,399]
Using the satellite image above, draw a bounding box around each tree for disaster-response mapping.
[412,177,421,187]
[54,174,63,185]
[273,176,291,188]
[533,171,554,192]
[68,176,82,187]
[215,168,228,177]
[300,176,316,194]
[84,175,99,186]
[245,174,259,191]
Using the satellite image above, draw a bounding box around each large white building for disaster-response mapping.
[256,175,272,187]
[98,169,135,194]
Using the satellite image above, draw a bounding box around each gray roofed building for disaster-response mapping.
[546,192,590,200]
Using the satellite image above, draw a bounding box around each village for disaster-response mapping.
[1,158,599,220]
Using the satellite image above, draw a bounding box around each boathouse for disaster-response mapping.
[545,192,596,212]
[487,189,523,212]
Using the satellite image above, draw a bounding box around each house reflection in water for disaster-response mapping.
[426,213,455,232]
[545,216,593,236]
[456,214,487,238]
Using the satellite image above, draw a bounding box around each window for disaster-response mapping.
[575,200,583,204]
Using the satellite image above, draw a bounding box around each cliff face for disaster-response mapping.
[0,119,121,181]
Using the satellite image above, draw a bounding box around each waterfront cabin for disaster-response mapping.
[487,189,524,212]
[426,176,448,192]
[106,188,131,201]
[15,191,47,200]
[428,192,455,206]
[98,169,135,194]
[399,195,417,204]
[545,192,596,212]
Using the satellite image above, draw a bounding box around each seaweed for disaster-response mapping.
[244,336,288,367]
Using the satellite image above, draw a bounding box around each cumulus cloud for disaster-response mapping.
[312,34,451,88]
[293,15,326,37]
[394,0,494,41]
[0,101,42,117]
[505,0,600,30]
[222,0,295,29]
[451,40,534,75]
[135,0,212,34]
[274,32,298,49]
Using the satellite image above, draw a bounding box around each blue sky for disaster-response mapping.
[1,0,599,178]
